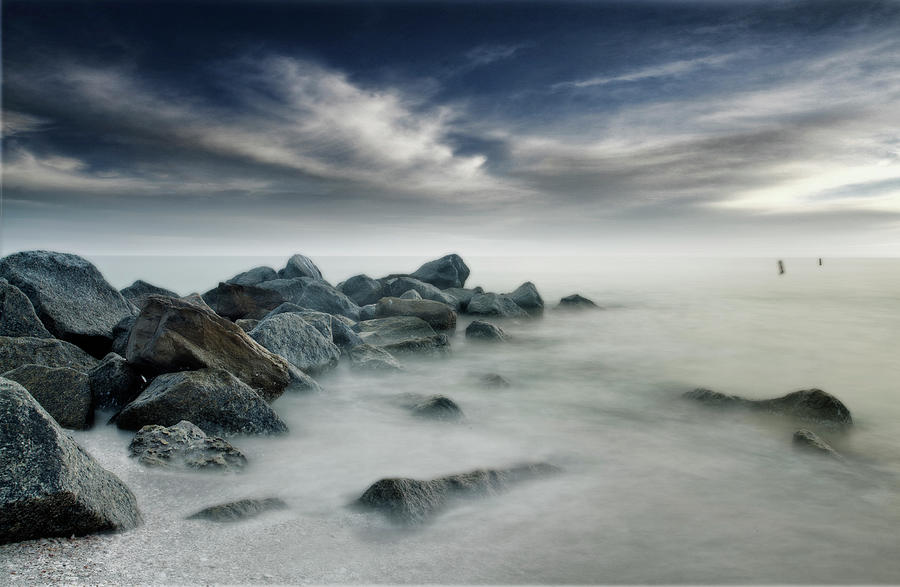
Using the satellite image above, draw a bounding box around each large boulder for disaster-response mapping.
[507,282,544,316]
[386,277,458,307]
[336,275,386,307]
[128,420,247,471]
[405,394,464,421]
[331,317,364,349]
[88,353,142,411]
[125,295,291,402]
[0,377,142,544]
[683,388,852,428]
[257,278,360,320]
[355,316,437,345]
[359,304,377,321]
[227,266,278,286]
[409,254,470,289]
[557,294,599,310]
[201,282,285,321]
[2,364,93,429]
[347,344,402,371]
[120,280,178,308]
[279,254,324,281]
[357,463,560,523]
[0,281,52,338]
[375,297,457,331]
[466,293,528,318]
[187,498,287,522]
[465,320,506,341]
[0,251,136,357]
[249,313,340,374]
[442,287,483,311]
[110,315,137,357]
[116,368,288,436]
[0,336,98,373]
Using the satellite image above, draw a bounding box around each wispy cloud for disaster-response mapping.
[552,52,745,90]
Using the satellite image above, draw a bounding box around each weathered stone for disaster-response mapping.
[375,297,457,331]
[187,498,288,522]
[359,304,377,321]
[409,254,470,289]
[386,277,457,307]
[357,463,560,523]
[466,293,528,318]
[119,280,178,308]
[336,274,386,307]
[355,316,437,345]
[507,282,544,316]
[793,429,844,461]
[201,282,286,321]
[0,377,142,544]
[381,334,450,356]
[110,315,136,357]
[442,287,484,311]
[0,336,98,373]
[684,388,853,427]
[557,294,599,310]
[407,394,464,421]
[180,293,215,312]
[331,317,364,349]
[235,318,260,332]
[0,251,136,357]
[117,369,288,436]
[2,364,93,429]
[478,373,511,388]
[126,296,291,402]
[279,254,324,281]
[399,289,422,300]
[348,344,402,371]
[287,365,322,392]
[227,266,278,287]
[0,281,52,338]
[257,278,360,320]
[249,313,340,374]
[465,320,506,341]
[88,353,142,411]
[128,421,247,471]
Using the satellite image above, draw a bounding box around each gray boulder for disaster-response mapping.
[287,365,323,392]
[128,420,247,471]
[0,281,52,338]
[331,317,364,349]
[126,296,292,402]
[249,313,340,374]
[0,377,142,544]
[257,278,360,320]
[261,302,308,320]
[0,251,136,357]
[466,293,528,318]
[382,334,450,356]
[117,368,288,436]
[375,297,457,331]
[201,282,285,321]
[110,315,137,357]
[465,320,506,341]
[336,275,386,307]
[348,344,402,371]
[279,254,324,281]
[409,254,470,289]
[684,388,852,428]
[88,353,142,411]
[180,293,215,312]
[359,304,377,321]
[399,289,422,300]
[387,277,458,307]
[187,498,287,522]
[227,266,278,286]
[355,316,437,345]
[478,373,511,388]
[793,429,844,461]
[557,294,599,310]
[0,336,98,373]
[406,394,464,421]
[2,364,93,429]
[357,463,560,523]
[442,286,484,311]
[507,282,544,316]
[120,280,178,308]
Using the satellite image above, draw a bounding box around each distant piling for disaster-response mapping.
[778,260,785,275]
[818,258,823,266]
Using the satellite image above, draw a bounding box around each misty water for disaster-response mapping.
[6,256,900,584]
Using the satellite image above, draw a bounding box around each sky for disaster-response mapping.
[2,0,900,257]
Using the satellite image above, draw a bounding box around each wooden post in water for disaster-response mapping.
[778,260,785,275]
[818,258,823,266]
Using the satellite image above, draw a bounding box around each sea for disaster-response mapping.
[3,255,900,584]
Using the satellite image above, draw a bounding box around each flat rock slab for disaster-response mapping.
[2,364,93,429]
[129,420,247,471]
[375,297,457,331]
[355,316,437,346]
[0,281,53,338]
[0,377,142,544]
[187,498,288,522]
[0,336,98,374]
[684,388,853,428]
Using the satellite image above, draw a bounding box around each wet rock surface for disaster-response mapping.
[128,420,247,471]
[187,498,288,522]
[0,281,53,339]
[1,364,94,429]
[684,388,853,427]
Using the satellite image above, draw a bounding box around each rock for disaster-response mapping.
[227,266,278,286]
[683,388,852,428]
[375,297,457,331]
[355,316,437,345]
[279,254,324,281]
[261,302,307,321]
[2,364,93,429]
[478,373,511,388]
[180,293,215,312]
[116,369,288,436]
[201,282,285,321]
[407,395,464,421]
[557,294,599,310]
[465,320,506,341]
[357,463,560,523]
[287,365,323,392]
[0,377,142,544]
[793,429,844,461]
[88,353,142,411]
[336,275,386,307]
[187,498,288,522]
[249,313,340,374]
[331,317,364,349]
[257,278,360,321]
[359,304,377,321]
[126,295,291,402]
[0,336,98,373]
[466,293,528,318]
[399,289,422,300]
[507,282,544,316]
[381,334,450,356]
[119,280,178,308]
[347,344,402,371]
[235,319,260,332]
[292,311,333,340]
[386,277,458,307]
[128,420,246,471]
[442,287,484,311]
[0,251,136,357]
[110,315,136,357]
[409,254,470,289]
[0,281,53,338]
[264,304,361,349]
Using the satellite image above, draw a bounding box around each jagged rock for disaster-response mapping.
[201,282,285,321]
[279,254,324,281]
[331,317,364,349]
[406,394,464,421]
[125,295,291,402]
[116,368,288,436]
[0,336,98,373]
[466,293,528,318]
[235,319,260,332]
[684,388,852,427]
[257,278,360,320]
[88,353,142,411]
[375,297,457,331]
[359,304,377,321]
[386,277,458,307]
[381,334,450,356]
[348,344,402,371]
[465,320,506,341]
[0,251,136,357]
[180,293,215,312]
[120,280,178,308]
[793,429,844,461]
[227,266,278,286]
[357,463,560,523]
[0,281,52,338]
[336,275,386,307]
[355,316,437,345]
[409,254,470,289]
[442,287,484,311]
[187,498,288,522]
[293,311,333,340]
[249,313,340,374]
[0,377,142,544]
[110,315,136,357]
[399,289,422,300]
[287,365,322,392]
[557,294,599,310]
[507,282,544,316]
[478,373,511,388]
[2,364,93,429]
[128,420,246,471]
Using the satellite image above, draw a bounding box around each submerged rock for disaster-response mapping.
[466,293,528,318]
[465,320,506,341]
[2,364,94,429]
[557,294,599,310]
[409,254,470,289]
[249,313,340,374]
[357,463,560,523]
[507,282,544,316]
[0,336,98,373]
[201,282,285,321]
[116,368,288,436]
[348,344,402,371]
[793,429,844,461]
[279,254,324,281]
[684,388,852,427]
[187,498,288,522]
[407,394,464,421]
[375,297,457,331]
[120,280,178,308]
[478,373,512,388]
[129,420,247,471]
[88,352,142,411]
[0,281,53,338]
[227,266,278,287]
[0,377,142,544]
[336,274,386,307]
